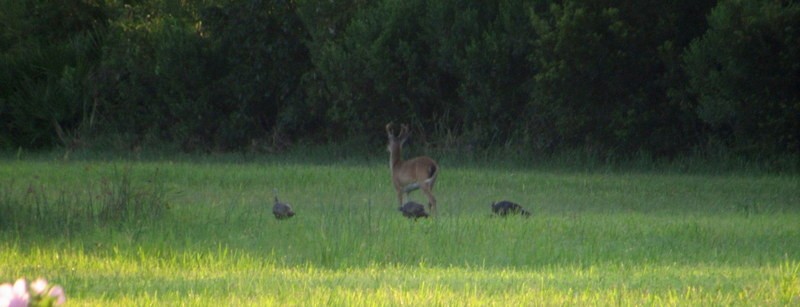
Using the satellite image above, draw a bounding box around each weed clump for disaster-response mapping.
[0,166,168,234]
[98,167,168,223]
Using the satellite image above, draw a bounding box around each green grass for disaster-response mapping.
[1,154,799,305]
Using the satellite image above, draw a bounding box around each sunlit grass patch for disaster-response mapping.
[2,243,798,305]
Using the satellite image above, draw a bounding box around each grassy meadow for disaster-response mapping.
[1,152,799,305]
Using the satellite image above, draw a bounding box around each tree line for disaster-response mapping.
[1,0,798,157]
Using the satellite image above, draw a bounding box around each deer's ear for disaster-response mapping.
[386,123,395,139]
[398,124,410,139]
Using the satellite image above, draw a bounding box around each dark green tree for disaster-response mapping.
[201,0,311,149]
[684,0,800,154]
[528,0,716,156]
[0,0,109,149]
[96,1,212,150]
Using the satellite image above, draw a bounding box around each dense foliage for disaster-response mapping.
[1,0,797,157]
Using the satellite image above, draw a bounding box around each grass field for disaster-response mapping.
[1,153,799,305]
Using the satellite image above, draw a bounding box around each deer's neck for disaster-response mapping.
[389,149,403,170]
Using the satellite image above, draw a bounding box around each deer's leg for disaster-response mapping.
[397,189,406,206]
[421,184,436,215]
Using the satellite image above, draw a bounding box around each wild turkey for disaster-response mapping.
[398,201,429,219]
[491,200,531,217]
[273,195,295,220]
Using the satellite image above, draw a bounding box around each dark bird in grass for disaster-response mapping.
[399,201,429,219]
[273,194,295,220]
[491,200,531,217]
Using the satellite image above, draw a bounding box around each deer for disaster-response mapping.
[386,123,439,215]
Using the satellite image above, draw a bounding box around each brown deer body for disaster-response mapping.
[386,123,439,214]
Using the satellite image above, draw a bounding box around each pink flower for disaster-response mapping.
[0,279,30,307]
[30,278,48,295]
[48,285,66,305]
